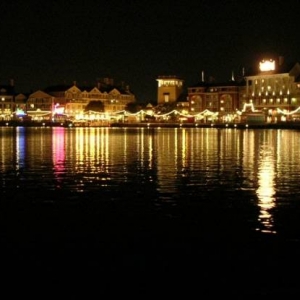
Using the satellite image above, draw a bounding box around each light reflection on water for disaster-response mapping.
[1,126,300,237]
[256,144,276,234]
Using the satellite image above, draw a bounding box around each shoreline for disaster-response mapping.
[110,122,300,129]
[1,120,300,129]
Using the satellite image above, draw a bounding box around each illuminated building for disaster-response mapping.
[156,76,184,104]
[244,57,300,122]
[26,90,55,121]
[47,79,136,121]
[187,57,300,123]
[188,73,243,123]
[20,79,136,123]
[0,80,15,121]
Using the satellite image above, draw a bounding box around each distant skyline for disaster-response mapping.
[1,0,300,102]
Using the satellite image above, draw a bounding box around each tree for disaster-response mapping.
[125,102,142,113]
[85,101,104,112]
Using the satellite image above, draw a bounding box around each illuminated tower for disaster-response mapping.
[156,75,183,104]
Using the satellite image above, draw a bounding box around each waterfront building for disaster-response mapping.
[47,79,136,121]
[187,76,243,123]
[186,57,300,123]
[156,75,184,105]
[59,84,84,120]
[0,80,15,121]
[0,77,135,123]
[26,90,55,121]
[2,57,300,125]
[243,57,300,122]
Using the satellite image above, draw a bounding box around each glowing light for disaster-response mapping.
[259,59,275,72]
[54,103,65,115]
[241,103,255,112]
[16,108,26,116]
[277,106,300,115]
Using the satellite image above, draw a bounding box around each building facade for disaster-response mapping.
[0,81,15,121]
[243,59,300,122]
[188,81,242,122]
[22,79,136,122]
[3,57,300,125]
[156,76,184,104]
[63,83,136,121]
[26,90,55,121]
[186,57,300,123]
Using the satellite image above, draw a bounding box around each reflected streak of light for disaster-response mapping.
[256,154,276,234]
[76,128,85,167]
[181,129,187,168]
[52,128,66,185]
[148,133,153,169]
[16,127,26,171]
[100,128,109,174]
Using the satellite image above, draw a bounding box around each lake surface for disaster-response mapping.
[1,126,300,296]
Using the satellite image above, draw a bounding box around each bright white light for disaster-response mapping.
[259,60,275,72]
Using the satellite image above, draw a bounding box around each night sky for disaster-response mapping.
[1,0,300,102]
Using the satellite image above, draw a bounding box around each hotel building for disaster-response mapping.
[156,75,184,104]
[243,57,300,122]
[24,78,136,122]
[187,57,300,123]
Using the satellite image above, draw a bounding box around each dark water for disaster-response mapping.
[1,126,300,296]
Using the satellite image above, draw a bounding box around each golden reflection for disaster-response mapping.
[140,128,145,168]
[256,147,276,234]
[75,128,85,167]
[174,128,178,168]
[69,127,111,191]
[181,129,187,168]
[99,128,109,174]
[156,129,180,194]
[148,131,153,169]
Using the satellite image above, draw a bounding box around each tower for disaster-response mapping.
[156,75,183,105]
